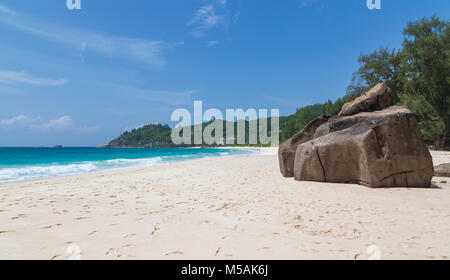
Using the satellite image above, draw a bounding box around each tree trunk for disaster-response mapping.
[443,93,448,148]
[440,129,448,148]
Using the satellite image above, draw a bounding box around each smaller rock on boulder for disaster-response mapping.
[339,83,393,117]
[434,163,450,177]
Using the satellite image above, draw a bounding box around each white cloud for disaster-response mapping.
[298,0,324,9]
[0,115,41,127]
[32,116,73,131]
[0,5,168,69]
[0,115,27,125]
[207,40,220,47]
[0,4,16,16]
[188,5,228,37]
[0,70,67,86]
[0,115,97,133]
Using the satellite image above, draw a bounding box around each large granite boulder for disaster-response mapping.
[339,83,393,116]
[294,107,433,188]
[278,116,330,177]
[434,163,450,177]
[279,83,434,188]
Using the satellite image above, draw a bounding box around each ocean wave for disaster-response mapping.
[0,163,98,182]
[0,157,163,183]
[0,148,253,183]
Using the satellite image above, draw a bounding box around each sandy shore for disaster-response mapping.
[0,149,449,260]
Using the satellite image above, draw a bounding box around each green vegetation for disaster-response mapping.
[107,16,449,148]
[107,124,173,147]
[350,16,449,146]
[171,119,277,147]
[278,92,361,143]
[398,93,445,142]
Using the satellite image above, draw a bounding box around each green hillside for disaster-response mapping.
[106,124,173,148]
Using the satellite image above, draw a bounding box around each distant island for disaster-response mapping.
[101,124,174,148]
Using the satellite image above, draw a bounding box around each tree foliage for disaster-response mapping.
[398,93,445,142]
[351,16,449,146]
[108,124,173,147]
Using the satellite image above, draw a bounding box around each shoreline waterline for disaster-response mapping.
[0,147,261,184]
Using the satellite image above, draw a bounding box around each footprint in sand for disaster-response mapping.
[256,247,271,251]
[50,255,63,260]
[42,224,62,229]
[215,247,222,256]
[105,248,116,256]
[11,214,29,220]
[151,225,160,235]
[165,251,184,256]
[216,203,231,211]
[124,233,137,238]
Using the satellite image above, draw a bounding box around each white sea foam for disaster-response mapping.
[0,157,163,183]
[0,148,254,183]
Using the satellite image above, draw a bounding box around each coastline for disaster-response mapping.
[0,149,448,260]
[0,147,259,185]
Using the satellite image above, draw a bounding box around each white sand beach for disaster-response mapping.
[0,149,449,260]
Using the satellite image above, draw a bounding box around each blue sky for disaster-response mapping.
[0,0,448,146]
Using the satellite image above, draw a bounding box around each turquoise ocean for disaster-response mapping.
[0,147,254,183]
